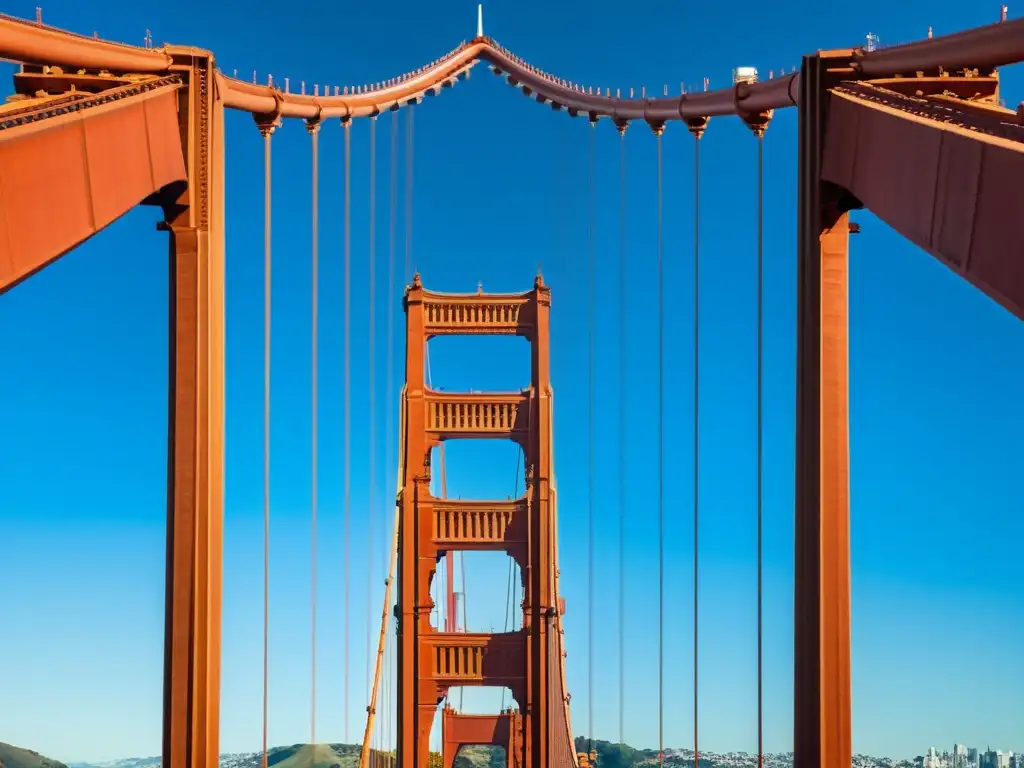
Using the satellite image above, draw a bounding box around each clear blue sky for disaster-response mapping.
[1,0,1022,763]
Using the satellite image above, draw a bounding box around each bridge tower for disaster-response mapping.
[396,273,565,768]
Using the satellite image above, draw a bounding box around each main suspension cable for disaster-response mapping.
[692,128,703,768]
[309,118,321,748]
[367,114,378,711]
[756,132,765,768]
[586,118,596,759]
[655,128,665,768]
[343,117,353,744]
[260,123,273,768]
[617,124,628,750]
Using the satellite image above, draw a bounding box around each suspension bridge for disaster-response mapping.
[1,5,1023,768]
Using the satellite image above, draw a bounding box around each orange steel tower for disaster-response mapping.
[397,273,562,768]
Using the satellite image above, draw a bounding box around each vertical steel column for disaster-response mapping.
[794,52,852,768]
[397,277,427,768]
[162,50,225,768]
[528,277,553,768]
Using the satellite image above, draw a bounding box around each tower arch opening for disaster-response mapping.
[430,551,524,633]
[426,333,530,394]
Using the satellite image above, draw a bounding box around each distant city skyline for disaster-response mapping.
[922,744,1023,768]
[2,0,1023,765]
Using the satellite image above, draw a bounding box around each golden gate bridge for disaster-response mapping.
[1,5,1023,768]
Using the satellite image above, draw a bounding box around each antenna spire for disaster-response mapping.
[477,4,484,37]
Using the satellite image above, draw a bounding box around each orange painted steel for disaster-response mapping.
[821,81,1024,320]
[440,706,522,768]
[0,38,227,768]
[214,39,796,125]
[852,18,1024,75]
[794,52,853,768]
[212,20,1024,126]
[0,12,172,71]
[397,275,573,768]
[3,11,1024,129]
[161,48,227,768]
[0,77,185,293]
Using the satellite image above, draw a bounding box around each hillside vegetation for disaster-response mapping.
[0,742,69,768]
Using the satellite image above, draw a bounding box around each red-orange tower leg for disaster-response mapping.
[794,51,854,768]
[396,275,559,768]
[160,49,226,768]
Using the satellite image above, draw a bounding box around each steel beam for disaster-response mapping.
[161,51,225,768]
[794,52,853,768]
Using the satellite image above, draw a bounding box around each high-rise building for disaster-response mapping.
[954,745,969,768]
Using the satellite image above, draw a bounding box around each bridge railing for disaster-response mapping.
[422,293,534,338]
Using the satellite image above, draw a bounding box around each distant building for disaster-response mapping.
[981,750,1012,768]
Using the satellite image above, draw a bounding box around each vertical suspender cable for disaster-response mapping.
[367,115,378,712]
[261,126,273,768]
[385,107,399,768]
[385,115,398,605]
[310,120,320,748]
[343,118,353,744]
[399,102,412,768]
[402,100,418,754]
[499,449,523,712]
[692,131,702,768]
[617,126,627,751]
[756,133,765,768]
[405,106,414,282]
[655,129,665,768]
[459,550,467,709]
[586,119,596,759]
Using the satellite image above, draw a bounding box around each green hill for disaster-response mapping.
[452,746,504,768]
[214,743,498,768]
[0,742,68,768]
